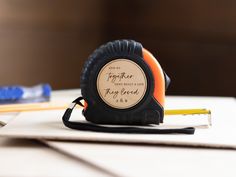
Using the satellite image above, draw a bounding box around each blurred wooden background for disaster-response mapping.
[0,0,235,96]
[0,0,105,88]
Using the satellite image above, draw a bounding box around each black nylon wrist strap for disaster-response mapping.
[62,97,195,134]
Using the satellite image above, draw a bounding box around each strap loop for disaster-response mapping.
[62,97,195,134]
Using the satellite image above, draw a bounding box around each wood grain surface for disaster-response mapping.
[0,0,235,96]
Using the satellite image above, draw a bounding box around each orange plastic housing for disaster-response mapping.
[142,48,165,107]
[84,100,88,110]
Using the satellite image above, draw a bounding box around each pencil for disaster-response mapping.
[0,102,211,116]
[0,102,72,113]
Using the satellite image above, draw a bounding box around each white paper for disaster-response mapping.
[43,140,236,177]
[0,138,111,177]
[0,95,235,149]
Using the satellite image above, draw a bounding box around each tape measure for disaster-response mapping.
[62,40,195,134]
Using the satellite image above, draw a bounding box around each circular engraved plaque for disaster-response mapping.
[97,59,147,109]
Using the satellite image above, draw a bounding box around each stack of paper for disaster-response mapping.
[0,95,235,149]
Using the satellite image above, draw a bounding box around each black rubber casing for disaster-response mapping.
[80,40,165,125]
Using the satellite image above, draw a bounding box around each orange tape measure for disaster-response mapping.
[62,40,195,134]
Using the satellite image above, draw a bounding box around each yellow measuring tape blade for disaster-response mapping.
[164,109,212,127]
[165,109,211,115]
